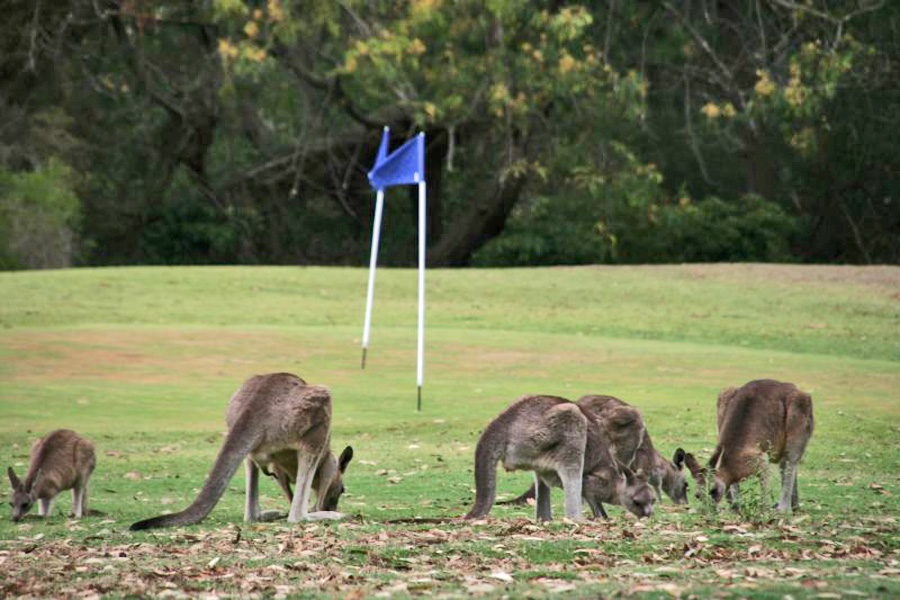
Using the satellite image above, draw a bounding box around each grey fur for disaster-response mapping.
[464,395,654,522]
[499,395,692,507]
[130,373,352,530]
[7,429,96,521]
[580,396,691,505]
[687,379,814,512]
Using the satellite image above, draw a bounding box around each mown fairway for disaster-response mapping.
[1,264,898,599]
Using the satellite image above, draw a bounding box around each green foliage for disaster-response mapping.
[1,0,896,267]
[136,170,250,265]
[475,193,798,266]
[0,160,81,270]
[622,195,800,264]
[472,195,610,266]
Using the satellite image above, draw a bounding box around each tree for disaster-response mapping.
[206,0,652,265]
[635,0,896,262]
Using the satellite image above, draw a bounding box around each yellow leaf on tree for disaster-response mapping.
[559,54,576,73]
[755,69,775,96]
[244,21,259,38]
[243,45,267,63]
[267,0,284,22]
[701,102,721,118]
[218,39,239,59]
[409,38,427,55]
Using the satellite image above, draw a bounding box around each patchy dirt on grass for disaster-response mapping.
[652,263,900,289]
[2,515,897,599]
[1,330,311,384]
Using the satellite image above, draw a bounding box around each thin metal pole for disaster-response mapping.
[361,189,385,369]
[416,177,426,411]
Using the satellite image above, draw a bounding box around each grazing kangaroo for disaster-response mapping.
[7,429,96,522]
[130,373,353,530]
[464,395,654,522]
[685,379,814,512]
[580,396,691,505]
[499,395,691,506]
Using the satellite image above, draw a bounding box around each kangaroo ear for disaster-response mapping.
[338,446,353,472]
[29,468,43,493]
[683,453,704,478]
[7,467,21,490]
[673,448,686,470]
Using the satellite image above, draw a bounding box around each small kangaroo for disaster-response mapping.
[580,396,691,505]
[499,395,691,506]
[7,429,96,521]
[684,379,814,512]
[130,373,353,530]
[464,395,654,522]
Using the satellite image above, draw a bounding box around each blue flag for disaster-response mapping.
[368,131,425,190]
[374,126,390,169]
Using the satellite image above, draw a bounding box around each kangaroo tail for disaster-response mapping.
[496,484,536,506]
[464,429,504,519]
[130,415,262,531]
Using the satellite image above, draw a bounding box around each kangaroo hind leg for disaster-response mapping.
[778,391,813,512]
[244,459,262,522]
[534,474,552,522]
[287,450,320,522]
[70,484,88,518]
[544,403,586,521]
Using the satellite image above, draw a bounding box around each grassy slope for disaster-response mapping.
[0,264,898,599]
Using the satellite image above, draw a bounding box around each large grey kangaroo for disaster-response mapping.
[499,395,692,507]
[7,429,96,521]
[130,373,353,530]
[684,379,814,512]
[464,395,654,522]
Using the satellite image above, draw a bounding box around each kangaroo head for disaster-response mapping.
[708,475,728,505]
[320,446,353,511]
[7,467,36,522]
[661,448,689,504]
[618,465,655,518]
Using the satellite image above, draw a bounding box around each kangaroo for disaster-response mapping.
[499,395,691,506]
[130,373,353,530]
[7,429,96,521]
[684,379,814,512]
[579,396,691,505]
[464,395,654,522]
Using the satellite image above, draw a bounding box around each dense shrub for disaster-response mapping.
[0,160,81,270]
[624,194,800,263]
[473,193,799,266]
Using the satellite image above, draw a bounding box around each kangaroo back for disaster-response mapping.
[130,411,262,530]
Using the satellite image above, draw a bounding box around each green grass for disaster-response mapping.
[0,264,898,598]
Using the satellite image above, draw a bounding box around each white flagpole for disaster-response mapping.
[361,188,385,369]
[416,174,426,411]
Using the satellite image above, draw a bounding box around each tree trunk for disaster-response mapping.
[429,173,527,266]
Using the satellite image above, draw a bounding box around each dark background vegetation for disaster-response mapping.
[1,0,897,269]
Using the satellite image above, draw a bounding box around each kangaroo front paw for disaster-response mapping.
[258,510,287,522]
[305,511,345,521]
